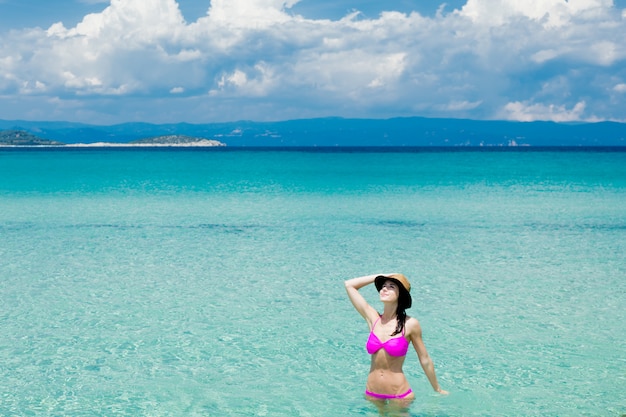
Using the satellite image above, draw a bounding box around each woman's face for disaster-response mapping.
[379,280,400,303]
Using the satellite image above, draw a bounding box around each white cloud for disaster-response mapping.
[367,53,407,88]
[219,69,248,88]
[458,0,613,28]
[206,0,299,28]
[614,83,626,93]
[531,49,560,64]
[502,100,590,122]
[443,100,483,111]
[161,48,203,63]
[589,41,620,66]
[49,0,186,40]
[63,71,102,88]
[0,0,625,123]
[211,62,277,97]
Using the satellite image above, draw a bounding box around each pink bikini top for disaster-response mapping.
[366,317,409,357]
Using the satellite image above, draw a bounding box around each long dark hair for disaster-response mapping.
[391,290,411,336]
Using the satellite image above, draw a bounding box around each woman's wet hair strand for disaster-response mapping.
[391,290,410,336]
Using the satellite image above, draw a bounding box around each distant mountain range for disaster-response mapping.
[1,117,625,147]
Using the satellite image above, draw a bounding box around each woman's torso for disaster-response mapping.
[365,316,413,396]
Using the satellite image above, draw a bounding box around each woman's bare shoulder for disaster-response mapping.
[405,316,422,334]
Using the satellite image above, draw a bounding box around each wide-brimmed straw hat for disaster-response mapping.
[375,273,412,308]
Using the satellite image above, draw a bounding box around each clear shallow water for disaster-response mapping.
[1,148,625,416]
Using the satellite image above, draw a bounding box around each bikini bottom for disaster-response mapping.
[365,388,413,400]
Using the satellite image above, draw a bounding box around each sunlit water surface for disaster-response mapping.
[1,148,624,416]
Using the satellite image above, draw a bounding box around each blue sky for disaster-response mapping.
[1,0,626,125]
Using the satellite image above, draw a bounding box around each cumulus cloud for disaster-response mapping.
[206,0,299,28]
[211,63,277,97]
[502,100,592,122]
[458,0,614,28]
[0,0,625,123]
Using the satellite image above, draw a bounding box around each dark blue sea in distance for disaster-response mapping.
[1,147,625,416]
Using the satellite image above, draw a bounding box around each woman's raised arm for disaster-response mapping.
[344,274,386,324]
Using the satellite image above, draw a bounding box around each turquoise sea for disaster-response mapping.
[1,148,625,416]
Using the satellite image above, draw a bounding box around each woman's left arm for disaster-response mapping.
[407,318,449,394]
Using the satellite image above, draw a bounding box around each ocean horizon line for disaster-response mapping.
[2,145,625,152]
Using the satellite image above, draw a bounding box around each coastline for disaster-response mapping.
[0,140,226,148]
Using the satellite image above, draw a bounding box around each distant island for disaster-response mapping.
[68,134,226,147]
[1,117,626,147]
[0,130,65,146]
[0,131,226,147]
[129,135,225,146]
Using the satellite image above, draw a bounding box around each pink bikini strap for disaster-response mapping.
[371,316,381,331]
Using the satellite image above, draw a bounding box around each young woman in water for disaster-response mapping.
[344,273,448,402]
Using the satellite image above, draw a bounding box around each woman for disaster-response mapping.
[345,273,448,401]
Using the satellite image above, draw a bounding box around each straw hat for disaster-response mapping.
[375,273,412,308]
